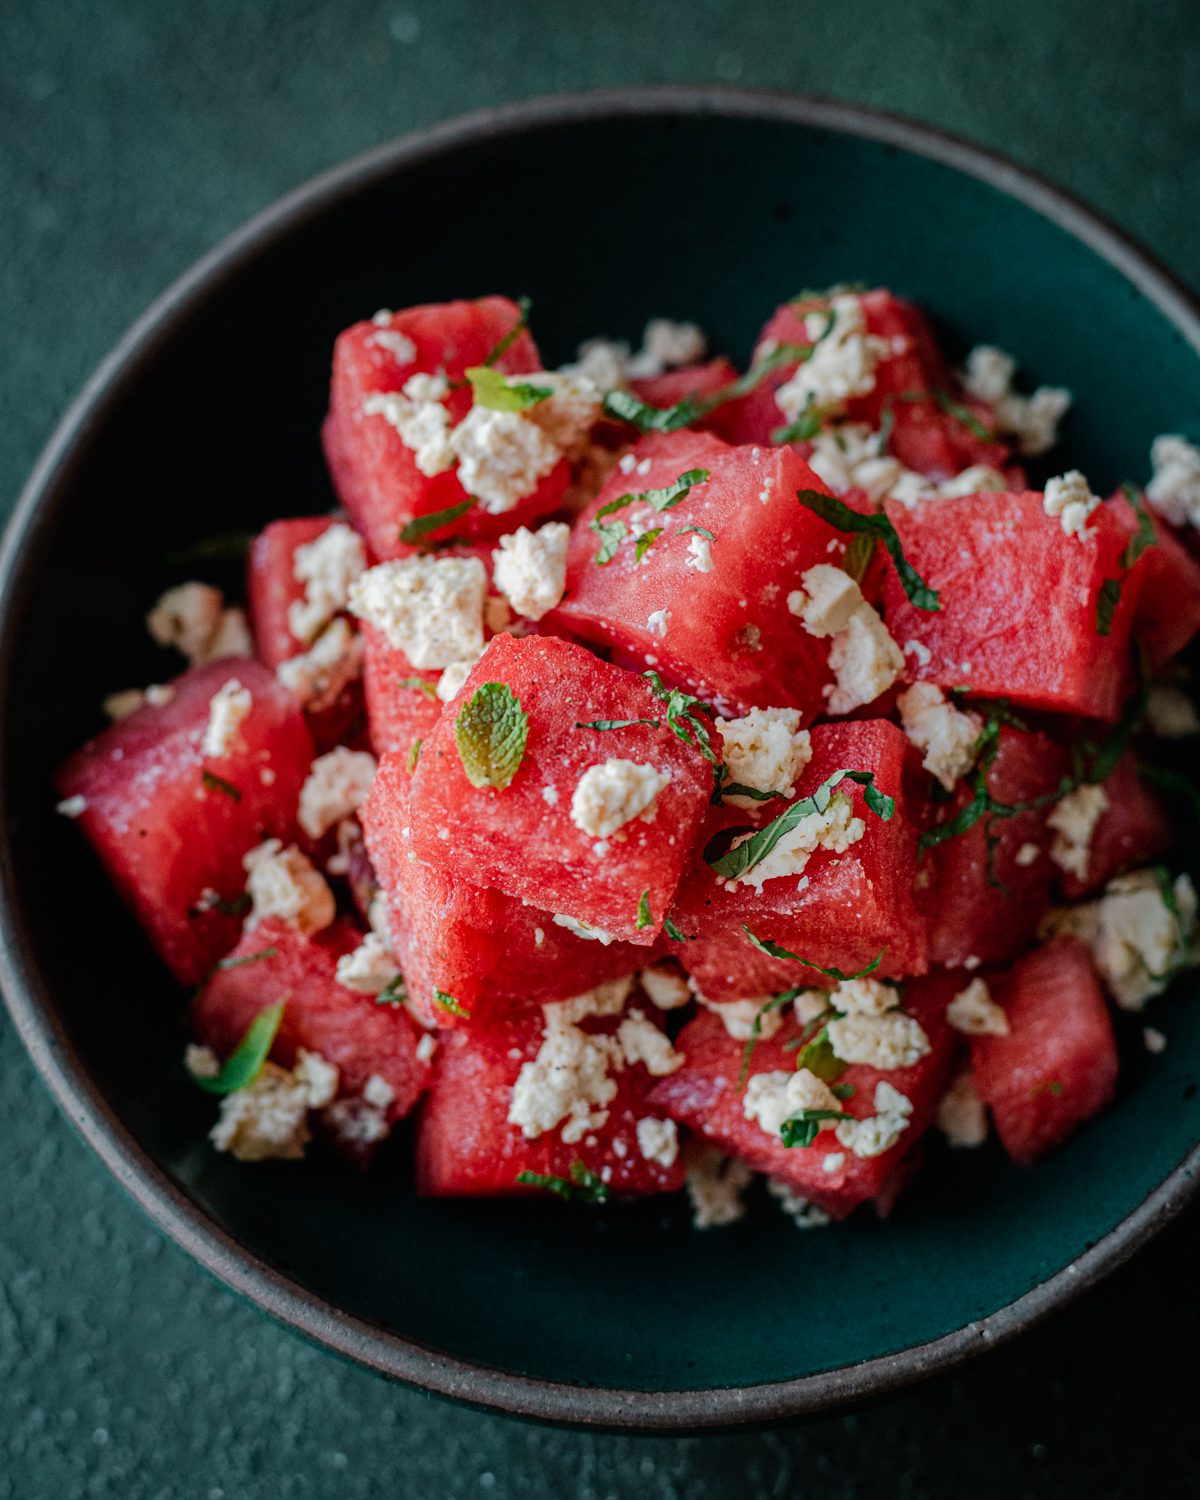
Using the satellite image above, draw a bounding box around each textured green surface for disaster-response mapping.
[3,0,1200,1494]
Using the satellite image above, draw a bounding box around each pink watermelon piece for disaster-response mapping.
[323,296,567,559]
[628,358,748,440]
[547,429,846,720]
[1059,753,1172,899]
[1113,488,1200,667]
[56,660,315,984]
[360,621,444,760]
[882,491,1140,722]
[404,633,715,944]
[648,975,957,1218]
[672,720,928,999]
[416,986,686,1197]
[969,937,1118,1164]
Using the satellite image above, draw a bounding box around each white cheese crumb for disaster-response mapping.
[551,912,619,945]
[366,326,417,364]
[416,1033,437,1064]
[243,839,335,935]
[635,1116,680,1169]
[821,1151,846,1174]
[276,617,364,711]
[1146,682,1200,738]
[790,564,903,714]
[639,966,692,1010]
[209,1049,339,1162]
[774,295,888,422]
[787,563,862,637]
[829,976,902,1015]
[686,1147,753,1229]
[716,708,812,808]
[56,794,88,819]
[103,683,175,721]
[1143,1026,1168,1054]
[826,1010,931,1070]
[201,679,253,759]
[1043,470,1100,539]
[287,522,367,645]
[508,1016,620,1144]
[570,759,670,840]
[334,931,397,995]
[435,656,478,703]
[297,747,377,839]
[897,683,982,790]
[699,994,784,1042]
[647,608,671,637]
[946,977,1010,1036]
[1015,841,1042,868]
[1047,783,1109,882]
[449,405,560,515]
[903,639,932,668]
[615,1008,685,1076]
[147,583,253,666]
[521,370,604,456]
[348,555,486,669]
[491,521,570,621]
[734,791,865,891]
[627,318,708,376]
[743,1067,842,1139]
[363,371,455,476]
[960,345,1072,457]
[1145,434,1200,529]
[185,1043,220,1079]
[767,1180,833,1229]
[936,1070,988,1148]
[686,534,715,572]
[834,1080,913,1159]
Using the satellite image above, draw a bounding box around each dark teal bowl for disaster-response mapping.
[2,89,1199,1431]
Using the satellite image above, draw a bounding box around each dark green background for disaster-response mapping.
[2,2,1198,1495]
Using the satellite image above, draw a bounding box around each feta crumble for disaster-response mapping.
[647,608,671,637]
[520,370,604,456]
[435,656,477,703]
[936,1070,989,1148]
[826,1010,931,1070]
[147,582,253,666]
[1015,841,1042,868]
[570,759,670,840]
[639,965,691,1011]
[946,978,1010,1036]
[363,372,455,477]
[201,679,252,759]
[828,976,902,1015]
[298,747,377,840]
[734,791,865,891]
[1043,470,1100,539]
[103,683,175,721]
[348,554,486,669]
[1143,1026,1168,1054]
[715,707,812,808]
[491,521,570,621]
[834,1080,913,1159]
[699,995,784,1042]
[789,565,904,714]
[366,326,418,364]
[1046,784,1109,883]
[635,1116,680,1169]
[276,617,364,711]
[287,522,367,645]
[767,1181,832,1230]
[56,794,87,818]
[209,1049,339,1163]
[686,534,715,572]
[334,931,398,996]
[243,839,335,935]
[1145,434,1200,529]
[686,1147,753,1229]
[961,345,1072,457]
[774,294,888,422]
[449,405,560,515]
[897,683,982,791]
[743,1067,842,1138]
[551,912,619,945]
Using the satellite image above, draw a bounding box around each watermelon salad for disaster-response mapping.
[53,288,1200,1226]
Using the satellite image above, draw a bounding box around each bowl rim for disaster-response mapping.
[3,84,1200,1432]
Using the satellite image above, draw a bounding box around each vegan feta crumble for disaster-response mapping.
[789,564,904,714]
[570,759,670,840]
[297,747,378,840]
[288,522,367,644]
[276,616,364,711]
[715,707,812,808]
[897,683,981,791]
[1046,783,1109,883]
[946,978,1010,1037]
[201,679,253,759]
[147,582,253,666]
[243,839,336,935]
[491,521,570,621]
[960,345,1072,457]
[1042,470,1100,539]
[348,554,486,669]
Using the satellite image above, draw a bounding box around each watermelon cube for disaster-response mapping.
[672,720,928,999]
[647,975,957,1218]
[362,752,646,1025]
[882,491,1140,722]
[628,358,746,440]
[547,430,847,719]
[1114,488,1200,667]
[56,660,315,983]
[404,633,715,944]
[191,916,431,1158]
[969,937,1118,1164]
[323,296,568,558]
[360,622,443,759]
[1057,754,1171,899]
[416,978,687,1197]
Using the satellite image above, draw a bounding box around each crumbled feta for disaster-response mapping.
[416,1033,437,1064]
[491,521,570,621]
[897,683,982,791]
[686,1147,753,1229]
[826,1010,931,1070]
[960,345,1072,457]
[828,976,901,1015]
[1146,682,1200,738]
[209,1049,339,1162]
[834,1080,913,1159]
[243,839,335,935]
[56,794,87,819]
[297,747,377,839]
[334,931,397,996]
[449,405,560,515]
[562,338,632,391]
[716,708,812,808]
[789,565,903,714]
[627,318,708,377]
[1046,784,1109,882]
[551,912,619,945]
[508,1013,621,1144]
[903,639,932,668]
[103,683,175,721]
[774,295,888,422]
[936,1070,988,1148]
[639,965,691,1010]
[743,1067,841,1139]
[635,1116,680,1168]
[734,791,865,891]
[946,977,1009,1036]
[806,423,1008,510]
[202,678,253,759]
[1145,434,1200,529]
[366,326,418,363]
[1043,470,1100,538]
[685,534,715,572]
[287,522,367,645]
[570,759,670,839]
[647,608,671,637]
[435,657,477,703]
[767,1180,832,1229]
[787,563,862,637]
[615,1009,685,1076]
[185,1043,220,1080]
[794,989,832,1025]
[1015,841,1042,868]
[276,617,364,711]
[348,555,486,669]
[363,372,456,476]
[1143,1026,1167,1054]
[520,370,604,456]
[700,995,784,1042]
[147,583,253,666]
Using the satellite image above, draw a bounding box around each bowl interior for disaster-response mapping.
[5,101,1200,1406]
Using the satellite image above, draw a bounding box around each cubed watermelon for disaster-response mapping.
[1058,753,1171,899]
[403,633,715,944]
[547,430,847,719]
[416,981,687,1197]
[882,491,1140,722]
[672,720,928,998]
[56,660,315,983]
[969,937,1118,1164]
[360,621,443,759]
[628,358,746,440]
[647,976,957,1218]
[1114,488,1200,667]
[323,296,568,558]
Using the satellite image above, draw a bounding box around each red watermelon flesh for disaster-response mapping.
[882,491,1140,722]
[969,937,1118,1165]
[323,296,567,558]
[362,753,645,1025]
[1112,488,1200,668]
[191,916,431,1150]
[405,634,715,944]
[56,660,315,984]
[1059,753,1172,899]
[925,726,1070,969]
[547,430,846,720]
[629,358,748,440]
[360,621,443,759]
[672,720,928,1000]
[647,977,957,1218]
[416,985,686,1197]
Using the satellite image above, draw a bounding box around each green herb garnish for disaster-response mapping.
[721,782,784,803]
[465,364,554,411]
[642,670,723,797]
[201,770,242,802]
[1096,484,1157,636]
[575,717,661,731]
[192,999,285,1095]
[376,973,408,1007]
[636,888,653,930]
[663,915,688,942]
[516,1160,610,1203]
[481,295,532,367]
[741,928,887,981]
[634,527,664,562]
[796,489,940,612]
[399,676,439,701]
[434,989,470,1018]
[676,524,715,541]
[399,498,476,545]
[840,532,876,584]
[453,682,529,791]
[736,987,804,1090]
[602,345,808,433]
[407,738,423,773]
[780,1108,854,1148]
[215,946,279,972]
[793,1026,847,1085]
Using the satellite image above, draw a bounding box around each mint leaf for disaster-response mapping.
[796,489,940,612]
[636,888,653,929]
[454,682,529,791]
[841,532,876,584]
[741,928,886,981]
[482,295,532,367]
[399,498,476,545]
[721,782,784,803]
[376,973,408,1007]
[215,946,279,973]
[465,364,554,411]
[676,524,715,541]
[737,987,804,1090]
[602,345,808,433]
[399,676,439,701]
[634,527,664,562]
[933,389,995,441]
[407,738,423,773]
[792,1026,846,1085]
[516,1160,610,1203]
[434,988,470,1018]
[201,770,241,802]
[575,717,661,731]
[663,915,688,942]
[772,401,824,445]
[192,999,285,1095]
[780,1108,854,1148]
[1097,485,1158,636]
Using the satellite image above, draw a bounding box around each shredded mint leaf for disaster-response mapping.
[796,489,940,612]
[772,401,824,445]
[516,1160,610,1203]
[575,717,661,731]
[376,973,408,1007]
[636,888,653,930]
[433,988,470,1018]
[454,682,529,791]
[602,346,808,433]
[634,527,664,562]
[192,999,285,1095]
[482,295,532,367]
[407,738,423,773]
[841,532,876,584]
[780,1108,854,1148]
[466,364,554,411]
[663,915,688,942]
[831,1081,856,1100]
[676,524,715,541]
[741,928,887,981]
[215,946,279,973]
[1097,485,1158,636]
[793,1026,847,1085]
[737,987,804,1091]
[201,770,241,802]
[933,389,995,441]
[875,403,896,454]
[642,671,721,788]
[721,782,784,803]
[399,676,439,701]
[399,498,476,545]
[1096,578,1123,637]
[706,769,893,881]
[588,495,630,564]
[613,467,712,516]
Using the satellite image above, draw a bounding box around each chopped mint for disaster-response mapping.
[676,524,715,541]
[663,915,688,942]
[399,676,439,701]
[481,295,532,367]
[642,670,721,793]
[192,999,285,1095]
[792,1026,847,1085]
[636,888,653,930]
[737,987,804,1090]
[602,345,808,433]
[772,403,824,445]
[574,717,662,731]
[399,498,476,544]
[741,928,887,981]
[407,738,423,773]
[516,1160,610,1203]
[841,532,877,584]
[1097,485,1157,636]
[796,489,940,612]
[465,364,554,411]
[933,389,995,442]
[634,527,664,562]
[215,946,279,973]
[376,973,408,1007]
[780,1108,854,1148]
[720,781,784,803]
[433,989,470,1018]
[201,770,242,802]
[453,682,529,791]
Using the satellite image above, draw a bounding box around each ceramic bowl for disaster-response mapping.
[3,88,1199,1431]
